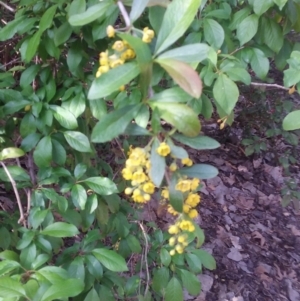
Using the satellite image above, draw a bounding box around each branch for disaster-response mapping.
[250,82,289,91]
[117,1,131,28]
[0,161,26,226]
[0,1,15,12]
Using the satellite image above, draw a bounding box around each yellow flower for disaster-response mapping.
[169,162,177,172]
[161,189,169,199]
[156,142,171,157]
[106,25,115,38]
[119,85,125,91]
[100,51,108,58]
[167,205,179,216]
[175,244,184,254]
[170,249,176,256]
[188,209,198,219]
[179,220,195,232]
[112,41,125,52]
[142,27,155,43]
[124,187,133,195]
[99,65,110,73]
[110,58,125,68]
[168,225,179,235]
[169,237,176,246]
[143,182,155,194]
[99,57,109,66]
[122,168,132,180]
[175,180,190,192]
[96,70,102,78]
[190,178,200,190]
[183,204,191,213]
[185,193,200,207]
[132,171,148,184]
[177,235,186,243]
[182,158,193,166]
[121,49,136,60]
[144,194,151,201]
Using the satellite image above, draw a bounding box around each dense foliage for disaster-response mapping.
[0,0,300,300]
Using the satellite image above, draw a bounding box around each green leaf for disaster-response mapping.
[89,98,107,120]
[155,58,202,98]
[50,105,78,129]
[195,225,205,248]
[149,102,201,137]
[149,138,166,187]
[261,17,283,53]
[33,136,52,167]
[273,0,288,10]
[192,249,216,270]
[169,175,183,212]
[84,288,100,301]
[185,253,202,273]
[52,139,66,166]
[85,255,103,279]
[64,131,91,152]
[20,65,40,89]
[0,260,21,276]
[82,177,118,195]
[213,73,239,115]
[124,123,151,136]
[130,0,150,22]
[95,199,109,225]
[237,14,259,46]
[253,0,273,15]
[126,235,142,253]
[71,184,87,210]
[91,104,141,143]
[25,30,42,63]
[152,267,169,293]
[165,277,183,301]
[21,133,42,152]
[0,16,26,41]
[160,248,171,267]
[158,43,210,63]
[250,48,269,79]
[0,250,19,261]
[68,0,86,18]
[180,164,218,179]
[0,147,25,160]
[0,166,30,182]
[283,110,300,131]
[224,67,251,85]
[203,19,224,49]
[155,0,201,54]
[3,99,31,115]
[54,22,73,46]
[92,248,128,272]
[69,2,112,26]
[88,62,140,100]
[40,222,79,237]
[61,92,86,118]
[179,269,201,296]
[149,87,193,103]
[41,279,84,301]
[74,163,87,179]
[173,134,220,150]
[0,277,26,298]
[39,5,57,32]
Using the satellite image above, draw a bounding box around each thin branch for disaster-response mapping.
[117,1,131,28]
[0,1,15,12]
[0,161,26,226]
[250,82,289,91]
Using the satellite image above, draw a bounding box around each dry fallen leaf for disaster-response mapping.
[255,263,273,283]
[288,225,300,236]
[227,247,243,262]
[252,231,266,247]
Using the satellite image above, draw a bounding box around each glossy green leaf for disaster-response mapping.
[33,136,52,167]
[21,133,42,152]
[39,5,57,32]
[92,248,128,272]
[237,14,259,46]
[3,99,31,115]
[173,134,220,150]
[64,131,92,152]
[253,0,273,15]
[160,248,171,267]
[158,43,210,63]
[20,65,40,89]
[224,67,251,85]
[213,73,239,115]
[261,17,283,53]
[91,104,141,143]
[155,0,201,54]
[130,0,150,22]
[54,22,73,46]
[165,277,183,301]
[68,0,86,17]
[0,16,26,41]
[180,164,218,179]
[192,249,216,270]
[152,267,170,293]
[149,138,166,187]
[69,2,112,26]
[40,222,79,237]
[250,48,270,79]
[126,235,142,253]
[25,31,42,62]
[82,177,118,195]
[150,102,201,137]
[0,260,21,276]
[0,277,26,298]
[283,110,300,131]
[61,92,86,118]
[185,253,202,273]
[203,18,224,49]
[195,224,205,248]
[273,0,288,10]
[71,184,87,210]
[155,58,202,98]
[149,87,193,103]
[84,288,100,301]
[169,175,183,212]
[50,105,78,129]
[88,62,140,100]
[0,166,30,182]
[179,269,201,296]
[89,98,107,120]
[0,147,25,160]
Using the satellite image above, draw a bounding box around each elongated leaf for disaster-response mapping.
[20,65,40,89]
[149,102,201,137]
[40,222,79,237]
[152,267,170,293]
[88,62,140,100]
[253,0,273,16]
[165,277,183,301]
[92,248,128,272]
[71,184,87,210]
[33,136,52,167]
[69,2,112,26]
[155,58,202,98]
[158,43,209,63]
[149,138,166,187]
[3,99,30,115]
[39,5,57,32]
[25,30,42,63]
[203,19,224,49]
[130,0,150,22]
[169,175,183,212]
[283,110,300,131]
[180,164,218,179]
[179,269,201,296]
[82,177,118,195]
[0,166,30,182]
[91,104,141,143]
[173,134,220,150]
[160,248,171,267]
[50,105,78,129]
[149,87,193,103]
[192,249,216,270]
[0,260,21,276]
[0,16,26,41]
[0,147,25,160]
[64,131,91,152]
[250,48,269,79]
[237,14,258,46]
[261,16,283,53]
[155,0,201,54]
[0,277,26,298]
[213,73,239,115]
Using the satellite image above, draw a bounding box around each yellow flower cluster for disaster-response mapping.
[142,27,155,43]
[122,147,155,203]
[156,142,171,157]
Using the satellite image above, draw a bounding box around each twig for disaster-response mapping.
[250,82,289,91]
[0,1,15,12]
[117,1,131,28]
[0,161,26,226]
[27,152,36,186]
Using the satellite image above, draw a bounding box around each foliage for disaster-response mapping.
[0,0,300,300]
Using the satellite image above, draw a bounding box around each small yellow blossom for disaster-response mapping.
[121,49,136,60]
[156,142,171,157]
[99,57,109,66]
[169,237,176,246]
[169,162,177,172]
[143,182,155,194]
[112,41,125,52]
[132,171,147,184]
[161,189,169,199]
[182,158,193,166]
[124,187,133,195]
[110,58,125,68]
[175,244,184,254]
[106,25,115,38]
[122,168,132,180]
[177,235,187,243]
[167,205,179,216]
[190,178,200,190]
[176,180,191,192]
[119,85,125,91]
[188,209,198,219]
[170,249,176,256]
[179,220,195,232]
[183,204,191,213]
[144,194,151,201]
[185,193,200,207]
[168,225,180,235]
[96,70,102,78]
[142,27,155,43]
[99,65,110,73]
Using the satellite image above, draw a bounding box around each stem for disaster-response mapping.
[250,82,289,91]
[0,1,15,12]
[117,1,131,28]
[0,161,26,226]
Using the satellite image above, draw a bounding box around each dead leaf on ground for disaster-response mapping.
[227,247,243,262]
[255,263,273,283]
[264,164,284,184]
[236,196,254,210]
[252,231,266,247]
[287,224,300,236]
